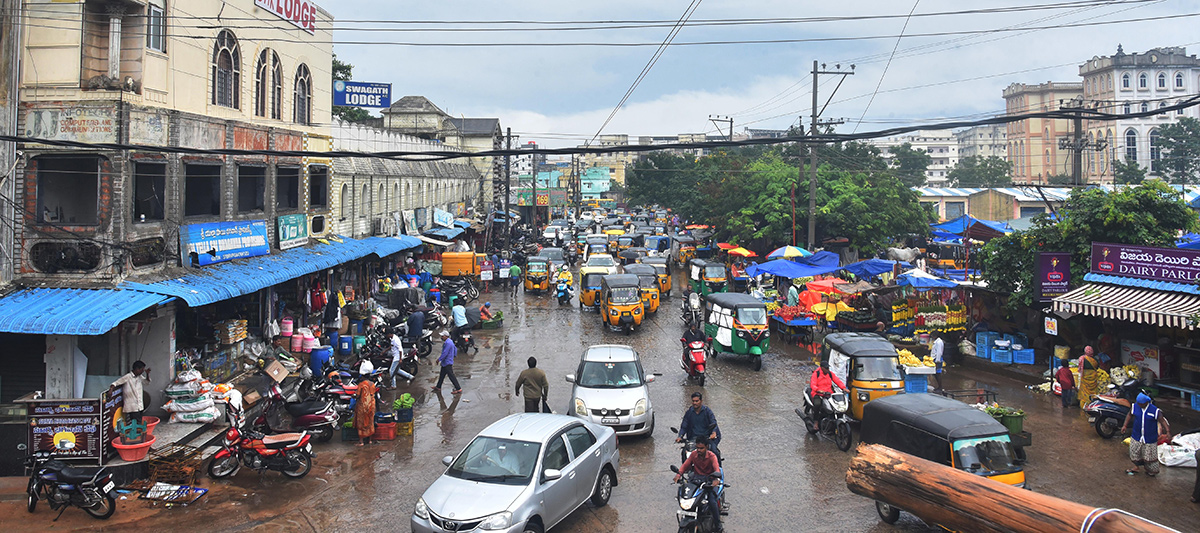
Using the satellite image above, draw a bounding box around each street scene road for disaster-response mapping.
[3,271,1195,532]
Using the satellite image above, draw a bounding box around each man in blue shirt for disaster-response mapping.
[677,391,721,459]
[1121,393,1170,476]
[433,330,463,394]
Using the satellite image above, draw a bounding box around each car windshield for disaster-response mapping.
[589,256,616,267]
[609,287,640,304]
[737,307,768,325]
[854,356,902,381]
[705,265,727,278]
[637,276,657,289]
[528,262,548,273]
[578,361,644,388]
[954,436,1019,475]
[618,237,633,246]
[446,436,541,485]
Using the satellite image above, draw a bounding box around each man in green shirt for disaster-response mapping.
[510,264,522,295]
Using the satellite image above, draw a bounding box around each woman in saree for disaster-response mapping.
[1077,346,1100,409]
[355,379,377,445]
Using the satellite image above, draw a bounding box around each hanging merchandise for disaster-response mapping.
[338,290,347,308]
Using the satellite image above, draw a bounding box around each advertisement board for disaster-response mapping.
[24,107,117,143]
[181,220,270,266]
[1121,339,1162,378]
[254,0,318,34]
[333,81,391,108]
[1091,242,1200,283]
[277,214,309,250]
[1036,252,1072,301]
[433,208,454,228]
[27,400,102,459]
[403,210,418,236]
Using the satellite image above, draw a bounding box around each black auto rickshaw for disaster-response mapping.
[639,256,672,297]
[821,333,904,420]
[523,257,551,293]
[702,292,769,371]
[623,264,661,314]
[599,274,643,334]
[860,394,1027,526]
[688,258,728,296]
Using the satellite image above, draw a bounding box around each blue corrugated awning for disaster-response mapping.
[121,236,381,307]
[453,220,471,229]
[423,227,464,240]
[1083,272,1200,295]
[0,288,173,335]
[363,235,423,257]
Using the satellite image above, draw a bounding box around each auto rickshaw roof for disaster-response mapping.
[602,274,640,288]
[623,264,656,276]
[672,235,697,243]
[823,332,899,358]
[587,236,609,244]
[580,266,610,276]
[527,257,550,265]
[860,394,1010,443]
[688,258,710,267]
[641,257,668,265]
[704,292,764,309]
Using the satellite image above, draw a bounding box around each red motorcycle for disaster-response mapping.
[207,427,314,479]
[681,339,710,386]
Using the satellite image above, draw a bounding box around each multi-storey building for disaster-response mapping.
[1003,82,1082,183]
[955,125,1008,159]
[579,134,639,186]
[868,130,959,185]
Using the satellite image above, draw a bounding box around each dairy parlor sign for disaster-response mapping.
[1090,242,1200,283]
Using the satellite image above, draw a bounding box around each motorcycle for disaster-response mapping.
[669,464,729,533]
[454,328,479,354]
[556,281,573,305]
[1085,378,1146,439]
[254,383,339,442]
[25,450,116,520]
[796,389,853,451]
[681,292,703,328]
[680,339,709,386]
[207,426,315,479]
[438,275,480,304]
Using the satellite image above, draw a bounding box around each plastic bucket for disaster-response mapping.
[302,335,318,353]
[281,317,294,337]
[143,416,160,437]
[338,336,353,355]
[353,335,367,353]
[112,435,156,462]
[1000,414,1025,434]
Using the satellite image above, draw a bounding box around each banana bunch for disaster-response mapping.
[898,350,922,367]
[922,356,936,367]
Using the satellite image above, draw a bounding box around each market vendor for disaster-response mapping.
[109,361,151,422]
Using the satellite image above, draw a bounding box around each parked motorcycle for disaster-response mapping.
[669,464,729,533]
[254,383,339,442]
[438,275,480,304]
[207,427,314,479]
[556,280,573,305]
[680,339,709,386]
[25,450,116,520]
[796,388,853,451]
[1085,379,1146,439]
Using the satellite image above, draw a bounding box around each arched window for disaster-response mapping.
[1149,129,1161,172]
[1123,102,1131,115]
[271,54,283,119]
[340,183,349,219]
[1087,133,1095,173]
[378,183,386,213]
[1175,72,1185,89]
[254,50,281,118]
[1125,129,1138,162]
[1122,73,1131,89]
[1157,72,1167,89]
[1140,102,1149,114]
[294,64,312,125]
[392,184,399,213]
[1178,100,1185,116]
[360,185,369,218]
[1107,74,1113,90]
[1138,72,1148,89]
[212,30,240,108]
[1104,130,1113,173]
[1159,101,1168,112]
[404,182,411,210]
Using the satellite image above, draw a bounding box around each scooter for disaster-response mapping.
[207,425,314,479]
[1085,378,1146,439]
[680,339,709,386]
[556,281,573,305]
[797,388,853,451]
[254,383,339,443]
[669,464,729,533]
[25,450,116,520]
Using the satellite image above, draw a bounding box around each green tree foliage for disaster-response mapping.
[816,167,934,254]
[1111,159,1147,184]
[1047,174,1075,185]
[889,142,933,187]
[332,54,374,123]
[1157,117,1200,184]
[948,156,1012,187]
[980,181,1199,310]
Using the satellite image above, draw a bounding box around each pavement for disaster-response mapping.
[2,273,1198,532]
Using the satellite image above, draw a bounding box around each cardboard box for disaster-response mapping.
[243,389,261,405]
[264,360,288,383]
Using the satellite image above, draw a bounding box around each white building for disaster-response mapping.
[955,125,1008,159]
[868,129,959,185]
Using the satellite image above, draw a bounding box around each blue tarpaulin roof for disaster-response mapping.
[931,215,1011,240]
[897,271,959,289]
[1178,233,1200,249]
[423,227,464,240]
[0,288,172,335]
[745,251,841,279]
[1083,273,1200,295]
[453,220,471,229]
[843,259,910,279]
[122,236,419,307]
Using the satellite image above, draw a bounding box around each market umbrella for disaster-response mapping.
[767,245,812,259]
[806,278,847,294]
[716,242,738,250]
[728,247,757,257]
[686,224,710,230]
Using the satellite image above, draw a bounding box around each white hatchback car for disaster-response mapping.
[584,254,620,276]
[566,345,659,437]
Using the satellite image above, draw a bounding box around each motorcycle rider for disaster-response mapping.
[682,321,707,363]
[677,392,721,459]
[673,436,724,533]
[405,309,425,344]
[808,362,847,431]
[451,301,468,344]
[386,326,414,389]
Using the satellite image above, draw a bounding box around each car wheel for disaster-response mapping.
[591,468,614,506]
[523,521,545,533]
[647,414,655,436]
[876,500,901,524]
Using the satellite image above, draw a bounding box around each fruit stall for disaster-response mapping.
[768,302,818,353]
[899,348,938,393]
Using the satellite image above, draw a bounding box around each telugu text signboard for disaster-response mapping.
[254,0,318,34]
[1036,252,1071,301]
[277,214,309,250]
[333,81,391,108]
[181,220,271,266]
[1090,242,1200,283]
[27,400,103,460]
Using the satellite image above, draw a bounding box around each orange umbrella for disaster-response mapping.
[717,242,737,250]
[729,247,758,257]
[806,278,847,294]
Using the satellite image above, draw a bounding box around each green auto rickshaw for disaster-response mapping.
[703,292,769,371]
[689,258,728,296]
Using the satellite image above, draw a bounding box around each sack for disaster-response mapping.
[163,394,214,413]
[170,405,221,424]
[165,380,201,398]
[175,369,202,383]
[1158,443,1197,468]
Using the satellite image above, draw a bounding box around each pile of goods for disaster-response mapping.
[764,301,781,314]
[216,319,248,344]
[772,305,809,322]
[163,370,221,423]
[898,349,936,367]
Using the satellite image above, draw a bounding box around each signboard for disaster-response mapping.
[27,399,102,459]
[1036,252,1072,301]
[1091,242,1200,283]
[277,214,308,250]
[100,388,122,460]
[516,190,569,206]
[414,208,428,230]
[333,81,391,108]
[254,0,318,34]
[1121,339,1162,378]
[403,210,418,236]
[1044,316,1058,336]
[181,220,270,266]
[455,202,467,217]
[433,208,454,228]
[24,107,117,143]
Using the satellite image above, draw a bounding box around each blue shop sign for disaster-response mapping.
[181,220,270,266]
[333,81,392,108]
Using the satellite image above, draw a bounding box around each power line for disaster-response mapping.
[852,1,920,135]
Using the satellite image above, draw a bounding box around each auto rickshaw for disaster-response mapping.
[618,247,647,266]
[585,235,609,261]
[702,292,769,371]
[523,257,551,293]
[821,332,904,421]
[644,235,670,257]
[861,394,1027,526]
[639,257,672,297]
[927,241,969,270]
[578,266,608,309]
[623,264,661,315]
[670,235,697,269]
[599,274,643,334]
[688,258,728,296]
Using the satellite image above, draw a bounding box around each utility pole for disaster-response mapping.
[532,149,538,229]
[804,60,854,250]
[1057,97,1106,186]
[708,115,734,141]
[504,127,512,249]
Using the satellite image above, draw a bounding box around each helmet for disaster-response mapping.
[485,302,491,307]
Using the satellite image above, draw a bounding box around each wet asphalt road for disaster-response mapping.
[4,271,1198,532]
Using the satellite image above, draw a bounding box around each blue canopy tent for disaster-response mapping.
[930,230,962,242]
[897,270,959,289]
[745,251,841,279]
[842,258,910,279]
[423,227,464,240]
[931,215,1011,241]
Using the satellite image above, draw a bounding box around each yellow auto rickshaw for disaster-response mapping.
[821,332,904,420]
[640,257,672,298]
[579,266,608,308]
[604,227,626,247]
[671,235,697,270]
[524,257,551,293]
[599,274,643,334]
[623,264,661,315]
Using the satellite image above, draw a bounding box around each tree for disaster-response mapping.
[1157,116,1200,184]
[332,54,374,123]
[1046,174,1074,185]
[947,156,1012,187]
[1111,159,1147,185]
[980,181,1199,310]
[890,142,933,187]
[815,166,934,254]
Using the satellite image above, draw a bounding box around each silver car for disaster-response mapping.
[411,414,619,533]
[566,345,658,437]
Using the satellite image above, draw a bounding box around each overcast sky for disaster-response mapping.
[326,0,1199,147]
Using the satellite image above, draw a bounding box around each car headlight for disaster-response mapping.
[633,398,647,416]
[479,511,513,530]
[414,498,430,520]
[575,398,588,417]
[633,307,640,315]
[680,496,697,510]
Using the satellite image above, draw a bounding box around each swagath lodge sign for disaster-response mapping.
[1091,242,1200,282]
[255,0,318,34]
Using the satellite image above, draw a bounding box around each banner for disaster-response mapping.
[433,208,454,228]
[1091,242,1200,283]
[277,214,308,250]
[1036,252,1071,301]
[27,400,103,459]
[403,210,418,236]
[181,220,270,266]
[332,81,391,108]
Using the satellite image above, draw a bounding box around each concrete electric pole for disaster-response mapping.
[805,61,854,250]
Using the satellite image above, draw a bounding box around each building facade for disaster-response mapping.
[1003,82,1082,184]
[579,134,639,186]
[869,130,959,185]
[955,125,1008,160]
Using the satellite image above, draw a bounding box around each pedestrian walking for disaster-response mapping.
[510,263,522,296]
[355,379,377,446]
[1078,346,1101,409]
[515,357,550,413]
[930,332,945,392]
[1054,362,1076,408]
[1120,393,1170,476]
[433,330,463,394]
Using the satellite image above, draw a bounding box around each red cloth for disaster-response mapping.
[680,449,721,478]
[1054,366,1075,390]
[810,368,846,395]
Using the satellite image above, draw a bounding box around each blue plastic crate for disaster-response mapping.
[992,347,1012,365]
[1013,349,1035,365]
[1192,393,1200,412]
[905,375,928,393]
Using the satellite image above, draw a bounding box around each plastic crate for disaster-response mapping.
[398,421,414,436]
[1013,349,1035,365]
[991,347,1012,365]
[1192,393,1200,411]
[342,426,358,441]
[396,407,414,423]
[905,375,928,394]
[373,422,397,441]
